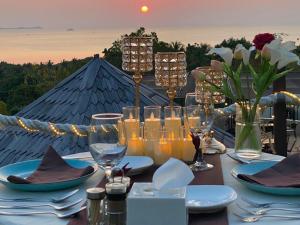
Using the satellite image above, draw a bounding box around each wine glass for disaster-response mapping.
[185,92,198,106]
[88,113,127,178]
[184,104,215,171]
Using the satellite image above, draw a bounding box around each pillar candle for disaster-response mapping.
[154,139,172,165]
[144,139,155,159]
[124,113,140,139]
[144,112,161,139]
[165,117,181,139]
[170,139,184,159]
[127,136,144,156]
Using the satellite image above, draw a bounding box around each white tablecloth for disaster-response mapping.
[0,150,300,225]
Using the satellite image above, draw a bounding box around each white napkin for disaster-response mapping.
[205,138,226,154]
[153,158,194,190]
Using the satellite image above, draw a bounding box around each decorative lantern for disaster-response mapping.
[121,36,153,107]
[192,66,225,104]
[154,52,187,108]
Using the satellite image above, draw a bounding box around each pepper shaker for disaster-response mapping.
[105,182,127,225]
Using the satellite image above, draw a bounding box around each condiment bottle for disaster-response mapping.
[87,187,105,225]
[105,182,127,225]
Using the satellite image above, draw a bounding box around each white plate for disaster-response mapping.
[64,153,153,176]
[186,185,237,213]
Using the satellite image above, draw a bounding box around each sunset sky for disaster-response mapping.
[1,0,300,29]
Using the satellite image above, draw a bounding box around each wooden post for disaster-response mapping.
[273,76,287,156]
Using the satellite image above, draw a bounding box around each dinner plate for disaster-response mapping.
[231,161,300,195]
[119,156,154,176]
[0,159,97,192]
[65,152,154,176]
[186,185,237,213]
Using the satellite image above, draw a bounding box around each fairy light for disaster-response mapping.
[101,125,109,133]
[113,124,118,131]
[17,118,39,132]
[71,124,87,137]
[49,122,66,136]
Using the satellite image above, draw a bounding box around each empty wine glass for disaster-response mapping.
[185,92,197,106]
[89,113,127,178]
[184,104,215,171]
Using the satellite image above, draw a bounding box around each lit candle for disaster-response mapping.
[165,117,181,139]
[124,112,140,139]
[170,139,184,159]
[154,139,172,165]
[127,135,144,156]
[144,139,155,159]
[144,112,161,139]
[182,137,195,162]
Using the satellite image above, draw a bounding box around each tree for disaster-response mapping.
[0,101,8,115]
[215,37,252,50]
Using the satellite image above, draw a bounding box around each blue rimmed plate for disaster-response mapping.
[0,159,97,192]
[231,161,300,195]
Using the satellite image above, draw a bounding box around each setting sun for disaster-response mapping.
[140,5,149,13]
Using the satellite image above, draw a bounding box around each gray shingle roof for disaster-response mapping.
[0,56,170,166]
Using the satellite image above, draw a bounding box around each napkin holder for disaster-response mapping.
[127,182,188,225]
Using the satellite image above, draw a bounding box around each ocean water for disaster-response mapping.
[1,26,300,64]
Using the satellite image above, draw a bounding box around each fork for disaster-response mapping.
[234,212,300,222]
[242,197,300,208]
[0,198,83,211]
[237,203,300,215]
[0,189,79,203]
[0,206,86,218]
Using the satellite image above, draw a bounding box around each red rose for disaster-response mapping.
[253,33,275,50]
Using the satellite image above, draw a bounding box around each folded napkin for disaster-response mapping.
[204,137,226,154]
[153,158,194,190]
[238,153,300,187]
[7,146,94,184]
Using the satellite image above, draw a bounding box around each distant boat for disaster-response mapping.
[67,28,74,31]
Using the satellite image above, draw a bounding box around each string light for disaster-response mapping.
[101,125,109,133]
[49,122,66,136]
[17,118,39,132]
[71,125,87,137]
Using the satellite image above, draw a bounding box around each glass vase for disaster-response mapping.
[235,104,262,159]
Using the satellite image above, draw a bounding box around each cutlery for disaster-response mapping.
[242,197,300,208]
[0,198,83,211]
[0,206,86,218]
[237,203,300,215]
[233,212,300,222]
[0,189,79,203]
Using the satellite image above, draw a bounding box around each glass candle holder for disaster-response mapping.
[164,106,182,139]
[122,106,140,140]
[154,128,172,165]
[126,123,144,156]
[144,106,161,140]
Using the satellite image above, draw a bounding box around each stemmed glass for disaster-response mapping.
[88,113,127,178]
[185,93,198,106]
[184,104,215,171]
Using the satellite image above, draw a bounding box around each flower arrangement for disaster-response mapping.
[197,33,300,156]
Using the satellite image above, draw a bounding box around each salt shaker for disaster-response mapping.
[86,187,105,225]
[105,182,127,225]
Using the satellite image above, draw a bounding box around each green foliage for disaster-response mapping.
[0,58,91,115]
[215,37,252,50]
[0,101,8,115]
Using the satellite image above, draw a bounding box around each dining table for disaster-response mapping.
[0,149,300,225]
